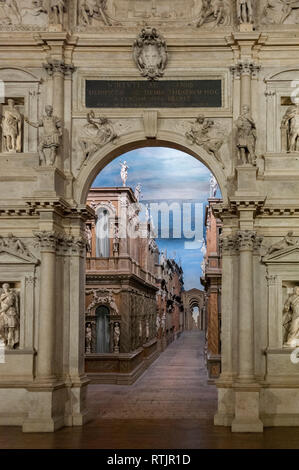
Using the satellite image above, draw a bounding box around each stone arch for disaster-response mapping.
[183,289,205,331]
[74,130,228,205]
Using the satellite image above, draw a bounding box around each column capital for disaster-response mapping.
[34,231,60,251]
[43,60,75,77]
[220,234,239,255]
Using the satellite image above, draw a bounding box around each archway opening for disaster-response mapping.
[83,145,222,419]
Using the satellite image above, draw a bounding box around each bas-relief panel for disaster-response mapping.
[0,0,49,30]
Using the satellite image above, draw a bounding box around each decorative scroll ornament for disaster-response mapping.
[133,27,168,81]
[87,288,119,316]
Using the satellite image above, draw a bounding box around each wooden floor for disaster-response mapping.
[1,331,299,449]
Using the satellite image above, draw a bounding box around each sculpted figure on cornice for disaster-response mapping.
[267,231,298,255]
[1,99,22,153]
[236,105,257,165]
[133,27,168,81]
[78,111,117,169]
[197,0,231,28]
[281,100,299,152]
[186,115,225,168]
[0,233,36,262]
[0,283,19,350]
[262,0,299,24]
[25,105,62,166]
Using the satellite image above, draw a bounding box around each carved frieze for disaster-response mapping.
[133,27,168,81]
[197,0,231,28]
[0,233,37,263]
[261,0,299,25]
[0,0,49,31]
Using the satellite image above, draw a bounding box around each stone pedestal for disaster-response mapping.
[235,166,258,195]
[34,167,66,198]
[232,387,263,433]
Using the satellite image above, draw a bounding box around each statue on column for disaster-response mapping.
[113,322,120,352]
[1,99,22,153]
[236,105,257,165]
[50,0,66,25]
[281,99,299,152]
[120,160,129,186]
[0,283,19,350]
[283,286,299,347]
[237,0,254,24]
[25,105,63,166]
[134,183,142,202]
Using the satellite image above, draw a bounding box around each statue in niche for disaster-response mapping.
[281,100,299,152]
[120,160,129,186]
[113,322,120,352]
[80,0,111,26]
[267,231,298,255]
[134,183,142,202]
[50,0,66,25]
[1,99,22,153]
[85,323,92,353]
[133,27,168,81]
[236,105,257,165]
[79,111,117,168]
[0,283,19,350]
[197,0,230,28]
[25,105,62,166]
[113,225,119,255]
[186,115,225,169]
[283,286,299,347]
[237,0,254,24]
[0,0,21,25]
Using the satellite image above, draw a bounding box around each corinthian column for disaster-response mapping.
[236,230,256,382]
[231,62,261,110]
[35,231,58,382]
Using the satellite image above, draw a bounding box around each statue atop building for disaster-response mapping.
[210,174,218,198]
[1,99,22,153]
[25,105,62,166]
[120,160,129,186]
[236,105,257,165]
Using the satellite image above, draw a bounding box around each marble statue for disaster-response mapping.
[280,0,299,24]
[236,105,257,165]
[283,286,299,347]
[281,100,299,152]
[186,115,224,168]
[210,174,218,198]
[161,312,166,332]
[0,0,21,25]
[50,0,66,25]
[80,0,111,26]
[197,0,230,28]
[134,183,142,202]
[267,231,298,255]
[156,315,161,333]
[79,111,117,167]
[113,322,120,352]
[133,27,168,80]
[85,225,92,252]
[0,283,19,349]
[120,160,129,187]
[85,323,92,353]
[145,319,149,339]
[1,99,22,153]
[25,105,62,166]
[113,225,119,255]
[237,0,254,24]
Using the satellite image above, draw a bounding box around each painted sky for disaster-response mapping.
[92,147,221,291]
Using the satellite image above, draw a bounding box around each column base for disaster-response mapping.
[231,389,263,433]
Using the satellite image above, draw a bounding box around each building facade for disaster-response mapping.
[84,187,159,384]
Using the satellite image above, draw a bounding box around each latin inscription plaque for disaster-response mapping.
[86,80,222,108]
